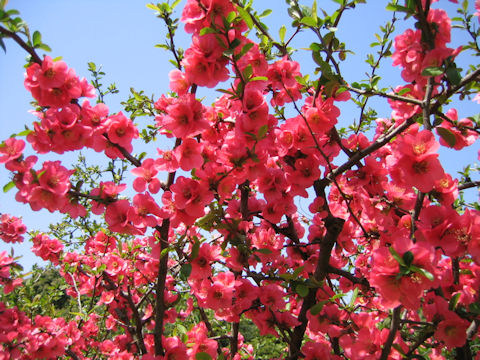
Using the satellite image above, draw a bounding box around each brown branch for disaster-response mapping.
[346,85,424,107]
[287,209,345,359]
[328,117,414,182]
[380,306,402,360]
[126,286,148,354]
[432,68,480,113]
[153,219,171,356]
[231,0,288,57]
[103,133,142,167]
[327,265,370,288]
[0,25,42,64]
[458,181,480,191]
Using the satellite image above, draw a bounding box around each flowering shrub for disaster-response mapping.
[0,0,480,359]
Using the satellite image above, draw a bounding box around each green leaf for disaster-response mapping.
[402,251,414,267]
[255,248,272,254]
[421,66,444,77]
[160,247,171,258]
[191,239,201,260]
[250,76,268,81]
[259,9,272,18]
[171,0,182,10]
[146,4,160,12]
[469,302,480,315]
[3,181,15,193]
[196,352,212,360]
[349,287,359,307]
[300,16,317,27]
[257,124,268,139]
[179,263,192,281]
[449,292,461,311]
[242,64,253,80]
[310,301,327,315]
[410,265,434,281]
[279,25,286,43]
[296,284,309,297]
[291,265,305,279]
[236,6,253,29]
[230,38,241,50]
[389,247,405,266]
[396,87,411,96]
[446,66,462,86]
[32,30,41,47]
[199,27,217,36]
[37,43,51,52]
[437,127,457,147]
[225,10,237,24]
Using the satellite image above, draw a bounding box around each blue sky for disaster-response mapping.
[0,0,478,269]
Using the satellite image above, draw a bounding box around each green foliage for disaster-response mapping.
[1,265,76,319]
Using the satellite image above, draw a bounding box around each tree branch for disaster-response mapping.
[380,306,402,360]
[0,25,42,64]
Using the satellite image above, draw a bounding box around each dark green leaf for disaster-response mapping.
[296,284,309,297]
[255,248,272,254]
[196,353,213,360]
[437,127,456,147]
[179,263,192,281]
[310,301,327,315]
[191,239,201,260]
[446,66,462,86]
[402,251,414,266]
[469,302,480,315]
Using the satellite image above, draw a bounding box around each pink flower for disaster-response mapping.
[0,138,25,163]
[174,138,204,171]
[131,158,161,193]
[158,94,208,139]
[0,214,27,243]
[168,69,190,95]
[435,313,469,349]
[31,234,64,264]
[105,112,138,152]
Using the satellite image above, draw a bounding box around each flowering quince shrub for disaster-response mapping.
[1,0,480,359]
